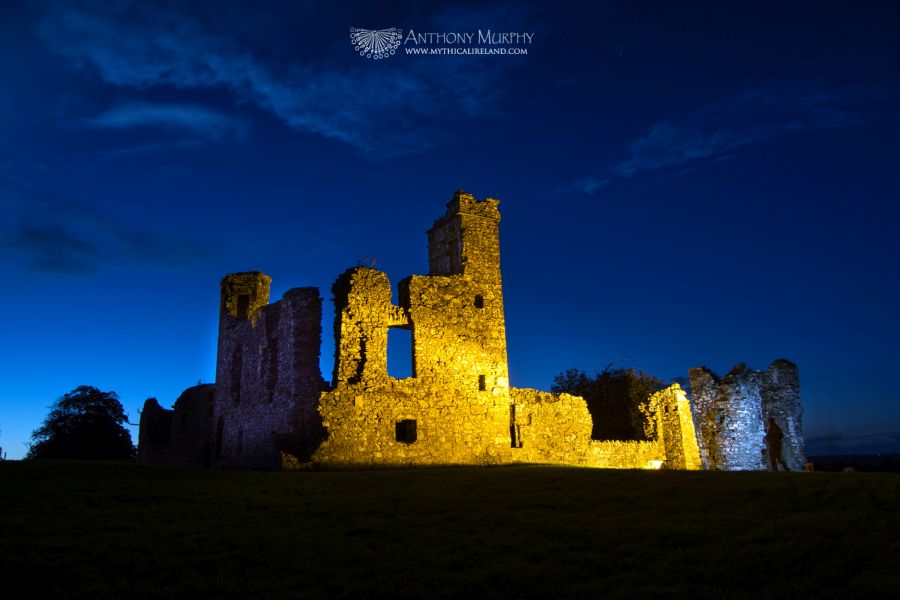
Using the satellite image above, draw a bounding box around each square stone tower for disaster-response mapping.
[315,190,513,466]
[408,190,509,387]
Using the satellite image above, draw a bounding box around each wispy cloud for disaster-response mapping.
[0,196,212,274]
[553,176,610,197]
[82,102,249,140]
[559,83,891,195]
[611,85,870,177]
[38,1,527,158]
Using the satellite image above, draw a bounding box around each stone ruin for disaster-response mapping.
[689,360,805,471]
[138,190,799,471]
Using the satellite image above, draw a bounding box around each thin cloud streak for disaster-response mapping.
[0,197,213,274]
[611,86,870,178]
[83,102,249,140]
[558,84,892,195]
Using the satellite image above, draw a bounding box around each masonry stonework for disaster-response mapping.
[138,190,731,471]
[689,360,804,471]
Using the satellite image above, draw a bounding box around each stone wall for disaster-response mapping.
[689,360,804,471]
[508,384,700,470]
[139,190,709,471]
[762,360,805,470]
[509,388,594,465]
[313,378,512,468]
[213,275,326,469]
[588,440,665,469]
[647,384,702,470]
[137,398,172,464]
[313,192,513,467]
[168,384,215,467]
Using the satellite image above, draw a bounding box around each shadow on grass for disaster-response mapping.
[1,461,898,598]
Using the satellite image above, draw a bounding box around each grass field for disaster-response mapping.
[1,461,898,598]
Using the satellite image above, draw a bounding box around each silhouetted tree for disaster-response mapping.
[552,365,665,440]
[27,386,134,460]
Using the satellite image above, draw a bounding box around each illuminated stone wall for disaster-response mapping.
[762,360,805,470]
[509,388,594,464]
[314,193,513,467]
[647,384,702,470]
[690,360,804,471]
[139,190,707,471]
[588,440,665,469]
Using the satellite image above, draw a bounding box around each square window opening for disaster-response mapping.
[396,419,417,444]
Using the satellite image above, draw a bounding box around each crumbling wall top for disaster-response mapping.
[220,271,271,321]
[435,189,500,226]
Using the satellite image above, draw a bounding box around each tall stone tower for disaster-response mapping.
[408,190,509,386]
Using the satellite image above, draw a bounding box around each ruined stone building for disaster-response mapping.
[689,360,805,471]
[139,191,702,470]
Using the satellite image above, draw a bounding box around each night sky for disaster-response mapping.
[1,1,898,460]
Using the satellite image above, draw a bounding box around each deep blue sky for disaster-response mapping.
[1,0,898,459]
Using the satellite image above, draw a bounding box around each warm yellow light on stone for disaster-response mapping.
[140,191,707,471]
[645,460,665,470]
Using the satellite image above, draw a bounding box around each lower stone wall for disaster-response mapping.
[509,388,595,465]
[312,377,513,468]
[587,440,666,469]
[312,385,682,470]
[169,385,215,468]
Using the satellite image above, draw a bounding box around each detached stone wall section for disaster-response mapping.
[689,360,804,471]
[137,398,173,464]
[168,384,215,467]
[762,360,805,471]
[647,384,702,470]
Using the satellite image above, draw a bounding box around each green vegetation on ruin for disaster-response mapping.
[2,461,898,598]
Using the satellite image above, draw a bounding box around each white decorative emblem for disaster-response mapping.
[349,27,403,59]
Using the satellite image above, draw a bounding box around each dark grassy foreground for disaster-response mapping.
[1,462,898,599]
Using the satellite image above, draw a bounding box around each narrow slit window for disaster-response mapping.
[236,294,250,319]
[479,375,487,391]
[474,294,484,309]
[387,327,413,379]
[510,404,521,448]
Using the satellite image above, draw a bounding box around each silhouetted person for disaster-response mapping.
[765,417,788,471]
